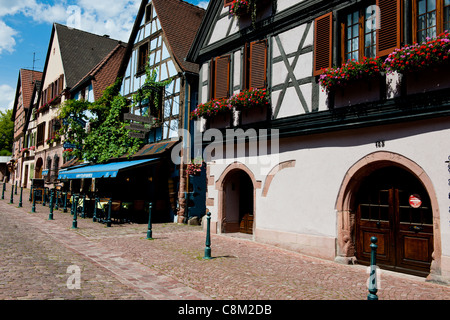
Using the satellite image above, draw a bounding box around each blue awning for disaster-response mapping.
[58,159,157,180]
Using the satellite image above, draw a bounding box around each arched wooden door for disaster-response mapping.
[355,167,434,277]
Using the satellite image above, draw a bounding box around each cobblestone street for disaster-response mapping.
[0,190,449,302]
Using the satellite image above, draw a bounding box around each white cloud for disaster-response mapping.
[0,20,17,54]
[197,1,209,9]
[0,84,15,112]
[65,1,141,41]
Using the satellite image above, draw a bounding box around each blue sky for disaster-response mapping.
[0,0,210,112]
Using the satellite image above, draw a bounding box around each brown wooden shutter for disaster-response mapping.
[59,74,64,94]
[224,0,234,7]
[314,12,333,76]
[376,0,402,57]
[214,55,231,99]
[249,40,268,89]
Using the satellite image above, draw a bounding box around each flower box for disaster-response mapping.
[384,32,450,95]
[333,74,385,108]
[207,110,232,129]
[402,63,450,95]
[240,103,269,125]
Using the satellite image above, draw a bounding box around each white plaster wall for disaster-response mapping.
[45,31,65,92]
[276,0,306,14]
[206,116,450,263]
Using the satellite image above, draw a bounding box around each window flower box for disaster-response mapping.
[319,57,385,108]
[229,88,270,125]
[384,32,450,95]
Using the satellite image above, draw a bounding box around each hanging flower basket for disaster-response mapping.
[186,160,204,176]
[319,57,385,93]
[230,0,250,16]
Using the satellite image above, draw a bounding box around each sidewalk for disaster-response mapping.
[2,187,449,300]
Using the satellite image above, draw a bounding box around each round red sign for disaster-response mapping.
[409,194,422,208]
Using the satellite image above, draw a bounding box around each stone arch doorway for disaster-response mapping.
[216,163,261,235]
[336,152,441,279]
[222,169,254,234]
[35,157,43,179]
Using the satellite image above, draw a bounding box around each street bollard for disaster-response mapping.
[72,195,78,229]
[31,189,36,213]
[9,183,14,204]
[55,191,59,210]
[70,195,75,216]
[29,186,33,202]
[93,197,98,222]
[81,194,86,218]
[15,181,17,195]
[48,189,54,220]
[63,192,68,213]
[203,212,212,260]
[147,203,153,240]
[367,236,378,300]
[18,186,23,208]
[2,182,5,200]
[43,189,46,206]
[106,199,112,227]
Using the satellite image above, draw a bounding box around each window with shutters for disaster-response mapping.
[37,122,46,146]
[313,1,402,76]
[210,55,231,100]
[137,43,149,75]
[340,3,378,62]
[244,40,268,90]
[413,0,450,43]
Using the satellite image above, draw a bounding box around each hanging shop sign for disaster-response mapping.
[409,194,422,208]
[124,123,150,133]
[124,113,154,124]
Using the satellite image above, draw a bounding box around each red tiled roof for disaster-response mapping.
[20,69,43,110]
[152,0,205,74]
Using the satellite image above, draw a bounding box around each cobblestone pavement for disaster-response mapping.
[1,188,449,301]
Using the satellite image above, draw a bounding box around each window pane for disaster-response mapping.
[418,0,426,15]
[353,11,359,24]
[427,0,436,12]
[418,14,426,30]
[427,12,436,30]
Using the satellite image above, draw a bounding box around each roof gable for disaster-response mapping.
[54,24,124,89]
[11,69,43,120]
[152,0,205,74]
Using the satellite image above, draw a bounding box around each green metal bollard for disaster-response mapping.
[367,236,378,300]
[72,195,78,229]
[14,181,17,195]
[203,212,212,260]
[29,186,33,202]
[93,197,98,222]
[106,199,112,227]
[147,203,153,240]
[48,189,54,220]
[2,182,5,200]
[81,194,86,218]
[31,189,36,213]
[42,189,46,206]
[63,192,68,213]
[55,191,59,210]
[70,195,75,216]
[9,183,14,204]
[18,186,23,208]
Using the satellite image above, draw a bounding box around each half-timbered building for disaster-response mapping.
[187,0,450,283]
[119,0,205,223]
